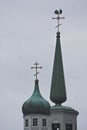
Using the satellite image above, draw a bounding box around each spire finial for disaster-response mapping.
[31,61,42,80]
[52,9,65,33]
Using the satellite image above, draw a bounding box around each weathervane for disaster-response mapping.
[52,9,65,33]
[31,61,42,79]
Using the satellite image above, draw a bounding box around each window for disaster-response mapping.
[33,118,38,126]
[25,119,28,127]
[52,123,60,130]
[66,124,72,130]
[42,119,47,126]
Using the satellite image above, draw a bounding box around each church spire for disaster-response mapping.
[50,10,67,105]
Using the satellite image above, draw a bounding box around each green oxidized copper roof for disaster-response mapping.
[22,79,50,115]
[51,104,79,115]
[50,32,67,105]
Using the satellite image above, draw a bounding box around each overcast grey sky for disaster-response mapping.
[0,0,87,130]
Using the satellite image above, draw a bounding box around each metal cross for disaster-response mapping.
[31,61,42,79]
[52,9,65,33]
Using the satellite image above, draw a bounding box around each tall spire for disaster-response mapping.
[50,10,67,105]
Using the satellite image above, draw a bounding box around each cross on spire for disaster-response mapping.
[31,61,42,79]
[52,9,65,33]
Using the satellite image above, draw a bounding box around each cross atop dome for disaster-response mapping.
[31,61,42,79]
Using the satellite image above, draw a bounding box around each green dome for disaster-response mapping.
[22,79,51,115]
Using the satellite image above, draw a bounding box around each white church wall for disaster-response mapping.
[50,110,78,130]
[23,114,51,130]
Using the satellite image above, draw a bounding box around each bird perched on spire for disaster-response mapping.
[54,9,62,14]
